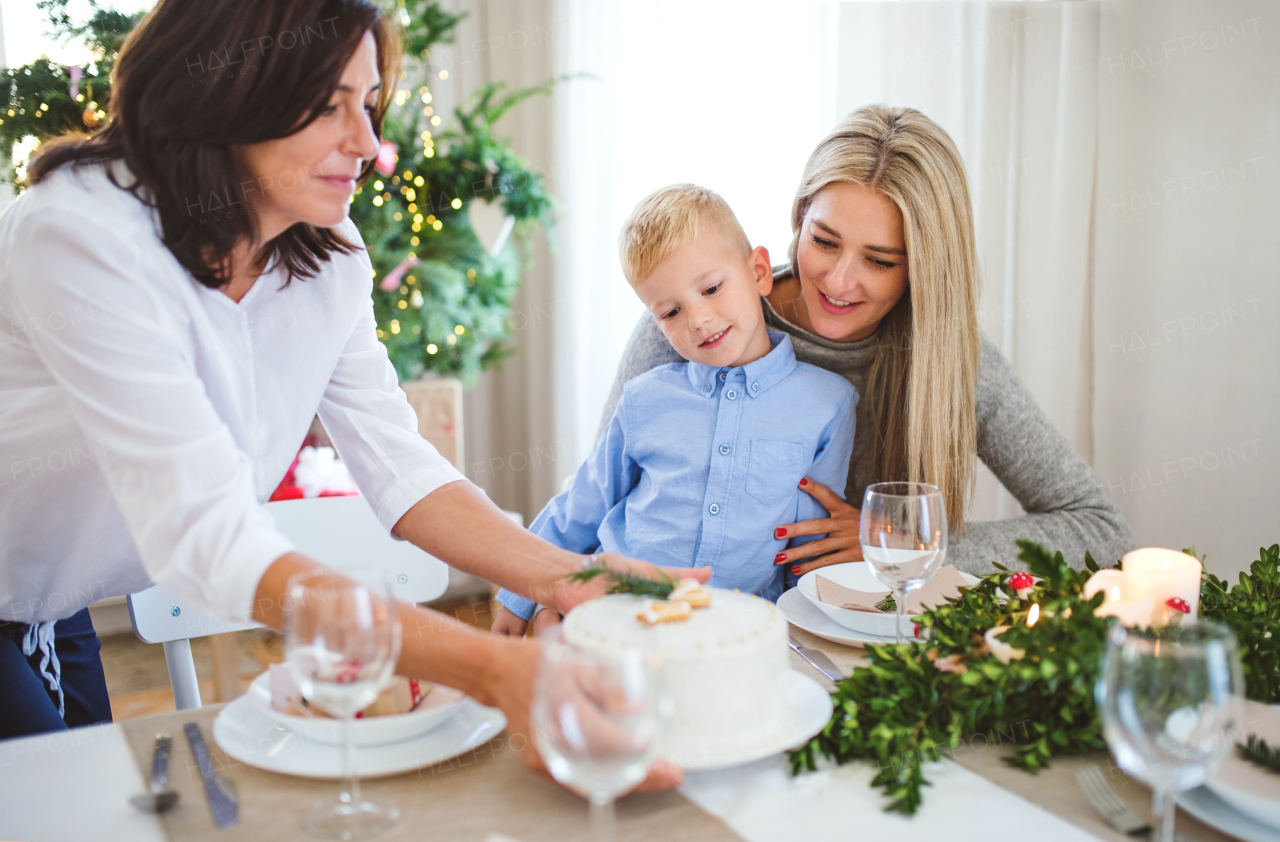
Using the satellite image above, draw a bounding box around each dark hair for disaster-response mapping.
[26,0,401,289]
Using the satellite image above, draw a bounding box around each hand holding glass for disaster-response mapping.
[532,632,666,842]
[284,568,402,840]
[860,482,948,643]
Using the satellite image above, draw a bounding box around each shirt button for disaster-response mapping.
[751,382,760,392]
[719,444,730,455]
[702,383,712,392]
[726,389,738,400]
[708,503,720,515]
[719,371,727,381]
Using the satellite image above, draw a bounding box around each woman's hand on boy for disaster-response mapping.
[773,477,864,575]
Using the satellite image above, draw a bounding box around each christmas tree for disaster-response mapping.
[1,0,557,384]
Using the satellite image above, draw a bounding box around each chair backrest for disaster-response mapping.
[127,495,450,644]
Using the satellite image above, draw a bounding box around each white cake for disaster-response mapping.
[562,588,792,766]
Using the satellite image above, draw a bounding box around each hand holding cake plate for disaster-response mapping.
[560,586,832,772]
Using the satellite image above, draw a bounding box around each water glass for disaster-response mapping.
[860,482,948,643]
[284,568,403,840]
[1097,620,1245,842]
[531,631,666,842]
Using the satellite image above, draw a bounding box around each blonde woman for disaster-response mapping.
[604,105,1134,577]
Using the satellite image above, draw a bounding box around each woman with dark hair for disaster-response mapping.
[0,0,697,790]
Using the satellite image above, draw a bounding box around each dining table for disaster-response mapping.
[0,625,1244,842]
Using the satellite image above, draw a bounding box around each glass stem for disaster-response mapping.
[589,793,615,842]
[342,715,361,808]
[1150,786,1175,842]
[894,586,908,644]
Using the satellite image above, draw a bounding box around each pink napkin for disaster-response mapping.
[815,565,970,615]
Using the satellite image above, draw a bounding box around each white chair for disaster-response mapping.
[127,495,450,709]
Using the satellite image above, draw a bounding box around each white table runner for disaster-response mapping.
[682,755,1102,842]
[0,722,165,842]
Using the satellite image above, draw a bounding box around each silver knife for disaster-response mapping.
[183,722,239,829]
[788,636,844,681]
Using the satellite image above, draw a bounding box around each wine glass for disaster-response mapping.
[1097,620,1244,842]
[284,568,403,840]
[531,631,666,842]
[860,482,948,643]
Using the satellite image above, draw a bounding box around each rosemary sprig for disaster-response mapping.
[567,561,676,599]
[1238,735,1280,775]
[875,593,897,612]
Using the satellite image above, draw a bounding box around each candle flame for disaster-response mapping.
[1026,603,1041,628]
[1109,585,1121,603]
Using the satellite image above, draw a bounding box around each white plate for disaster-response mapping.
[661,670,832,772]
[1206,702,1280,830]
[1179,786,1280,842]
[778,586,905,647]
[797,562,978,637]
[245,671,467,748]
[213,690,506,779]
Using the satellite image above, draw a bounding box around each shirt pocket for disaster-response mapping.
[744,439,811,505]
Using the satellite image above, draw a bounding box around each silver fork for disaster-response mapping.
[1075,766,1194,841]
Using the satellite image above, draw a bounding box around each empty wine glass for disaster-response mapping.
[860,482,948,643]
[1097,620,1245,842]
[284,568,402,840]
[531,631,666,842]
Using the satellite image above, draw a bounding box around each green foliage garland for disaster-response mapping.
[789,540,1280,816]
[1199,543,1280,704]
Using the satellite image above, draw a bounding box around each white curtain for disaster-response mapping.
[549,0,840,476]
[830,2,1101,522]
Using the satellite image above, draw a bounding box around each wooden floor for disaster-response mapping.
[100,597,498,720]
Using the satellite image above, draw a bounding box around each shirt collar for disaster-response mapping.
[685,331,798,398]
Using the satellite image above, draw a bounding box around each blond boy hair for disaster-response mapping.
[618,184,753,285]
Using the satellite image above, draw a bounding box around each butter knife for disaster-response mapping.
[788,636,844,681]
[183,722,239,829]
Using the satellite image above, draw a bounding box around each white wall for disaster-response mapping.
[1093,0,1279,578]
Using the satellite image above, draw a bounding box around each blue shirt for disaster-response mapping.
[497,332,857,621]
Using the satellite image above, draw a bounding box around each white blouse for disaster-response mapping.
[0,161,464,624]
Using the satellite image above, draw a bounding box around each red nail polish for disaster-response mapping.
[774,527,787,538]
[774,553,786,564]
[790,566,801,575]
[799,478,808,486]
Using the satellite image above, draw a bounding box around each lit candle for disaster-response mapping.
[1082,549,1202,627]
[1122,548,1201,626]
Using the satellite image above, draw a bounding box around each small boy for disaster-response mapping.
[493,184,857,635]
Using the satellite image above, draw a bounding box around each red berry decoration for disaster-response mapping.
[1009,573,1034,591]
[1165,597,1191,614]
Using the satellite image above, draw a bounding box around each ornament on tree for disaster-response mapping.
[82,106,98,128]
[374,139,398,176]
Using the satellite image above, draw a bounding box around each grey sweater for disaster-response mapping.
[600,295,1135,576]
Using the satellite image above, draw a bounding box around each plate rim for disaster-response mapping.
[668,669,832,772]
[1178,786,1280,842]
[213,692,506,780]
[778,586,901,647]
[796,563,979,637]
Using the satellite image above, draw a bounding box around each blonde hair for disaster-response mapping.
[619,183,752,284]
[790,105,980,531]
